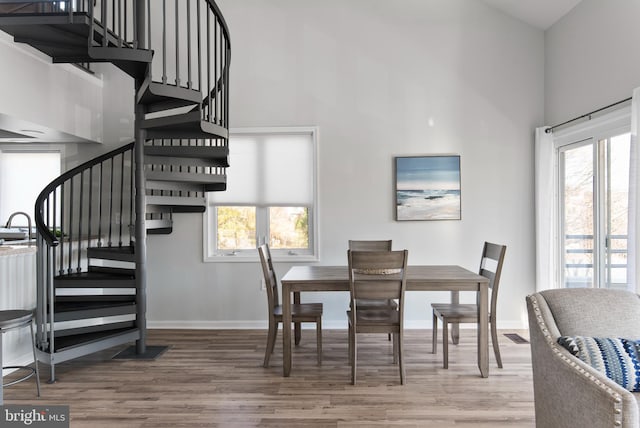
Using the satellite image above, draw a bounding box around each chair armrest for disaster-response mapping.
[527,294,639,428]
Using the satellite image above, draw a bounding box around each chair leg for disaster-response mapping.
[351,332,357,385]
[432,312,437,354]
[392,333,398,364]
[294,321,301,346]
[316,317,322,365]
[491,320,503,368]
[348,323,353,366]
[263,320,278,368]
[30,323,40,397]
[399,331,405,385]
[442,320,449,369]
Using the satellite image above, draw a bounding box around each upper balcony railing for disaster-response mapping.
[563,234,628,289]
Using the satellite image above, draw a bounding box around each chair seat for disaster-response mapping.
[432,303,480,322]
[274,303,323,319]
[0,310,34,331]
[355,298,398,310]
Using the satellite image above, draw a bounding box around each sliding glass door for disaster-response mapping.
[559,131,631,289]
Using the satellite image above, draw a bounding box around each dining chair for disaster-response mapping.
[258,244,323,368]
[431,242,507,369]
[348,240,396,341]
[347,249,408,385]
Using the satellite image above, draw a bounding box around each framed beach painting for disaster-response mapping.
[395,155,461,221]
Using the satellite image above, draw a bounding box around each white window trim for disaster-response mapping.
[203,126,319,263]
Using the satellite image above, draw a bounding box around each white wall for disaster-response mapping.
[63,63,135,169]
[0,31,103,143]
[146,0,544,329]
[545,0,640,125]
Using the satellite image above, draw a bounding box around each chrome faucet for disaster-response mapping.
[5,211,33,240]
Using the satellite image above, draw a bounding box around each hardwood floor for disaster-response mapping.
[4,329,535,427]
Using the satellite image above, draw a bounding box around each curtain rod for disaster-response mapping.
[545,97,632,133]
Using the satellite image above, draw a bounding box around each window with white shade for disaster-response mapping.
[0,150,61,227]
[204,127,318,261]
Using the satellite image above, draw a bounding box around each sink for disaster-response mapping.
[0,227,29,240]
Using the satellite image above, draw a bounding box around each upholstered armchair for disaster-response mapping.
[527,288,640,428]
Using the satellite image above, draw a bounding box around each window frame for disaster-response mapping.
[554,107,632,289]
[203,126,319,263]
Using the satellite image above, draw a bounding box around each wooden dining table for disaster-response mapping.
[280,265,491,378]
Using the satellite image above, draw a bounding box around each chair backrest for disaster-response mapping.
[348,249,408,318]
[348,240,392,251]
[478,242,507,317]
[258,244,279,313]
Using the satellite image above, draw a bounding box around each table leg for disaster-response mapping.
[282,283,292,377]
[294,292,301,346]
[450,290,460,345]
[477,283,489,378]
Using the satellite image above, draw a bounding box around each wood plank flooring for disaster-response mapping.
[4,329,535,427]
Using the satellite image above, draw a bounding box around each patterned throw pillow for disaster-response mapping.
[557,336,640,392]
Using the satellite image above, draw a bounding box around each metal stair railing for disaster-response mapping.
[144,0,230,127]
[34,142,135,353]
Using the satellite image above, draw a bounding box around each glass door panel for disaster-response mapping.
[604,133,630,289]
[561,143,594,288]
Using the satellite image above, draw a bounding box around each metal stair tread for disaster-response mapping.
[55,295,136,303]
[147,195,206,213]
[54,272,135,288]
[88,266,136,276]
[144,144,228,160]
[55,270,134,281]
[145,170,226,184]
[137,79,202,112]
[53,300,136,313]
[141,111,229,140]
[50,327,139,353]
[87,246,136,262]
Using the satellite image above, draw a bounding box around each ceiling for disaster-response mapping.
[482,0,582,30]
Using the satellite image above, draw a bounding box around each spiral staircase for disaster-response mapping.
[0,0,230,381]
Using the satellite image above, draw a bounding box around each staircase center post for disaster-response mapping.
[135,0,148,355]
[134,96,148,355]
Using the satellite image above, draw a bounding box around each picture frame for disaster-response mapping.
[395,155,461,221]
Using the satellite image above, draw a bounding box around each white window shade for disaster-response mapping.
[210,132,314,205]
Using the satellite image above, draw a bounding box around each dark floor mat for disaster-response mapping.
[113,345,170,360]
[504,333,529,344]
